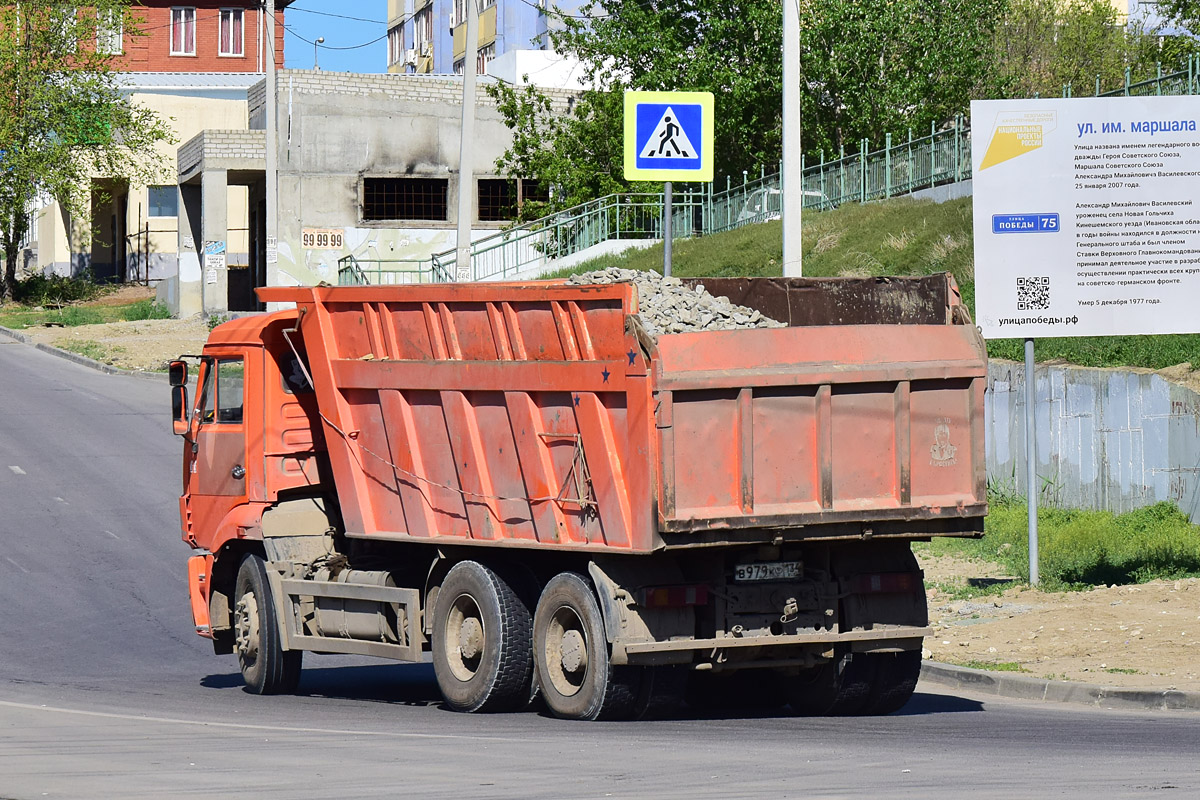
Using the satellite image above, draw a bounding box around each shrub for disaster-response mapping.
[943,500,1200,588]
[13,273,106,306]
[121,299,172,321]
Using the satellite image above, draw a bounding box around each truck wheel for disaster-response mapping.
[785,648,875,716]
[233,554,302,695]
[861,649,923,714]
[431,561,533,713]
[533,572,643,721]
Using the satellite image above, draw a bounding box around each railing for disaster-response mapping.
[339,193,705,285]
[342,57,1200,286]
[337,254,452,286]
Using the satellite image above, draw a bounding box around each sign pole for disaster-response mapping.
[663,181,673,277]
[1025,337,1039,586]
[264,0,278,305]
[455,0,480,282]
[781,0,802,276]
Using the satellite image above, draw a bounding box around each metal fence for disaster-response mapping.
[341,57,1200,286]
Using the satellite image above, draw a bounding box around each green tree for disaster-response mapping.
[490,0,1006,214]
[800,0,1006,156]
[489,82,632,221]
[992,0,1198,100]
[0,1,173,300]
[1155,0,1200,31]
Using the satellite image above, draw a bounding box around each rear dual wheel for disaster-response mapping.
[786,648,923,716]
[533,572,647,721]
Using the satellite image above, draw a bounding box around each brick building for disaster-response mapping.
[29,2,290,291]
[115,2,287,73]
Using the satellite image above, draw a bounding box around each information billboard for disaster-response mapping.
[971,96,1200,339]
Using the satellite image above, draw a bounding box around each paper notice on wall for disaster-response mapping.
[266,236,278,264]
[204,250,225,284]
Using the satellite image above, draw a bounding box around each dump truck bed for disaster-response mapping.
[260,275,986,553]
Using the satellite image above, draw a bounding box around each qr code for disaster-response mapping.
[1017,276,1050,311]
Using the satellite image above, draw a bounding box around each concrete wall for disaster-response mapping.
[908,179,973,204]
[986,361,1200,523]
[267,70,557,290]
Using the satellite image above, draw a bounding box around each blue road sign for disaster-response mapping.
[623,91,714,181]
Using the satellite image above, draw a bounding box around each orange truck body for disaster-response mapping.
[176,274,986,715]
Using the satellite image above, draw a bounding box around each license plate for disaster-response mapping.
[734,561,801,583]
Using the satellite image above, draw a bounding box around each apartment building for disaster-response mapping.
[385,0,584,78]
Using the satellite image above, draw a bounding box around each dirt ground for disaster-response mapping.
[9,290,1200,694]
[18,286,210,372]
[919,551,1200,693]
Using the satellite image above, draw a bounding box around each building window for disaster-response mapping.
[520,178,549,205]
[477,179,512,221]
[478,42,495,74]
[454,43,495,76]
[96,9,123,55]
[52,5,77,52]
[415,6,432,46]
[363,178,448,221]
[387,24,404,66]
[478,179,547,221]
[170,7,196,55]
[219,9,244,57]
[148,186,179,217]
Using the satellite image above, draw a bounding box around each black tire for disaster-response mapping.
[785,648,876,716]
[861,649,923,715]
[233,553,302,695]
[533,572,644,721]
[431,561,533,713]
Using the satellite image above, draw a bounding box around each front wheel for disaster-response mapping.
[233,553,302,695]
[533,572,644,721]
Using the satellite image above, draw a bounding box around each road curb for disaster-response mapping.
[0,324,167,382]
[921,660,1200,712]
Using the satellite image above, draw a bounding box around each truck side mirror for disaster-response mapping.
[170,364,190,438]
[172,385,190,435]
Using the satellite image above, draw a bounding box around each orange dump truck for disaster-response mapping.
[170,274,986,720]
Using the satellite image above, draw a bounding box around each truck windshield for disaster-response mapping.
[198,357,244,424]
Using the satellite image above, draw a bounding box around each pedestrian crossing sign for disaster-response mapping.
[624,91,714,181]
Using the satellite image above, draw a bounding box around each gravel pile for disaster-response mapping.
[567,268,785,337]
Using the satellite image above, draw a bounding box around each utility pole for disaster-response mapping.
[264,0,279,301]
[781,0,802,276]
[454,0,480,282]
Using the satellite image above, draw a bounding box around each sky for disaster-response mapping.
[283,2,388,74]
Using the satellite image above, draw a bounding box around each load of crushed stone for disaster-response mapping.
[566,268,786,337]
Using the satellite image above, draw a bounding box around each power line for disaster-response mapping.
[284,22,388,50]
[286,6,386,25]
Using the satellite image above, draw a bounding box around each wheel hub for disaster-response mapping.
[458,617,484,660]
[559,629,587,674]
[234,591,260,662]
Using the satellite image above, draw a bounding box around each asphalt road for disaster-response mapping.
[1,338,1197,799]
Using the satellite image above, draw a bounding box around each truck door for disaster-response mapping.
[186,355,251,543]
